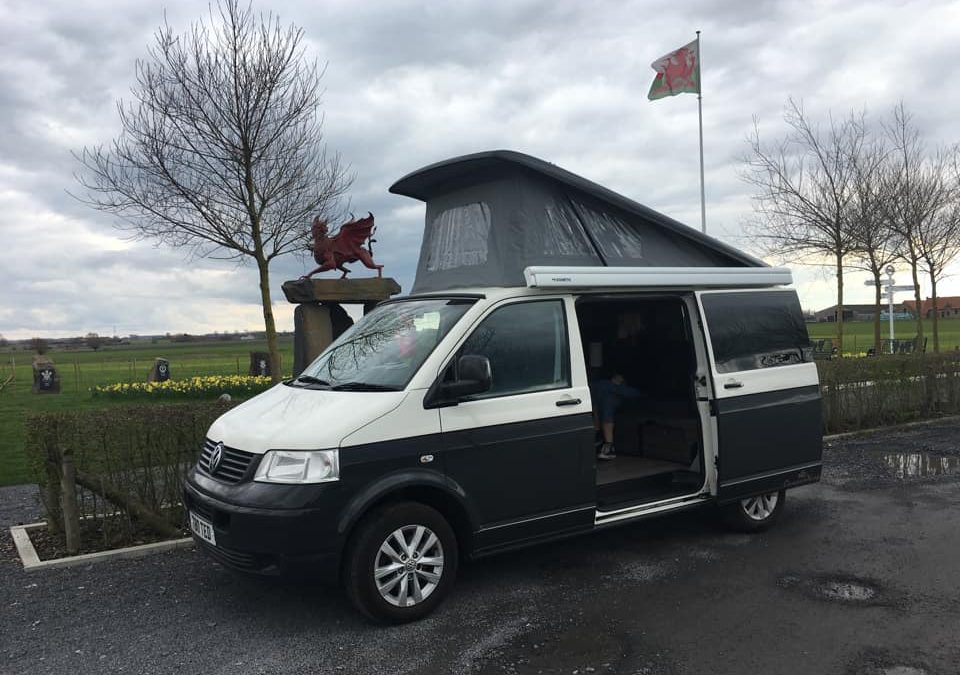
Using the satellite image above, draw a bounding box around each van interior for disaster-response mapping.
[576,296,705,508]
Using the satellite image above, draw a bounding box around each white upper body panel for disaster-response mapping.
[206,383,407,454]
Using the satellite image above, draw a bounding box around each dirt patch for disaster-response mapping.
[25,519,186,561]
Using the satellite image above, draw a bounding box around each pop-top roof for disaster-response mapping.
[390,150,765,294]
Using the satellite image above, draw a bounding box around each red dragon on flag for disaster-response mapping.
[648,39,700,100]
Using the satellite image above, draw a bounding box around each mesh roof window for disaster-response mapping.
[572,199,644,262]
[425,202,491,272]
[535,200,596,256]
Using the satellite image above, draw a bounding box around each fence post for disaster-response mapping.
[60,449,81,555]
[42,446,63,536]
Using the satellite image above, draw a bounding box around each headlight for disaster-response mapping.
[254,449,340,484]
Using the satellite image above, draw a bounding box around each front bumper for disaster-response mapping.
[182,468,343,578]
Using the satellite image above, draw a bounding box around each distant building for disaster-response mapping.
[900,297,960,319]
[813,304,879,323]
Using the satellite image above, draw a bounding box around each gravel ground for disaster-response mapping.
[0,484,42,564]
[2,419,959,675]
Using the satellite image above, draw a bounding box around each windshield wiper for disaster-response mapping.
[293,375,330,386]
[330,382,400,392]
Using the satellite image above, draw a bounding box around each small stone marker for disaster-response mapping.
[250,351,271,377]
[148,358,171,382]
[32,357,60,394]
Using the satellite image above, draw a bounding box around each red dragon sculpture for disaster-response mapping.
[303,212,383,279]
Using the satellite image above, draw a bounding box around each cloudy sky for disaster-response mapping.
[2,0,959,339]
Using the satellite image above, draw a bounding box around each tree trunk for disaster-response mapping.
[910,255,924,345]
[256,257,282,384]
[835,252,844,354]
[872,269,882,355]
[930,273,939,353]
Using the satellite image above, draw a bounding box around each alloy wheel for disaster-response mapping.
[374,524,445,607]
[740,492,779,521]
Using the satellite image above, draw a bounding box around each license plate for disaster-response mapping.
[189,511,216,546]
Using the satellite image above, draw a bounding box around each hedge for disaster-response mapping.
[25,401,236,550]
[817,353,960,433]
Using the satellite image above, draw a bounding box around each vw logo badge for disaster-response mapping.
[209,442,224,474]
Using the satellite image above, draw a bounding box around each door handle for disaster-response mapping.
[556,398,582,407]
[723,381,743,390]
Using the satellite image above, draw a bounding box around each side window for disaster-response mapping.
[700,291,812,374]
[460,300,570,397]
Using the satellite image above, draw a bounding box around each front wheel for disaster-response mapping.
[720,490,785,532]
[344,502,458,623]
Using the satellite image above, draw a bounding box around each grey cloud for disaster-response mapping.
[3,0,960,337]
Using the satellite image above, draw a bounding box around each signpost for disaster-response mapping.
[865,265,918,349]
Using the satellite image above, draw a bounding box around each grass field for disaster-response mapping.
[0,337,294,487]
[807,317,960,353]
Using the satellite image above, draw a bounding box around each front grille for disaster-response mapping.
[197,439,256,484]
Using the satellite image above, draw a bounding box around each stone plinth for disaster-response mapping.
[282,277,401,307]
[283,277,402,376]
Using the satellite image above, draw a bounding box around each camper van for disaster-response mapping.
[183,151,822,623]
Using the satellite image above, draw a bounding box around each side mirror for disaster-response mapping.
[425,355,492,408]
[443,355,492,399]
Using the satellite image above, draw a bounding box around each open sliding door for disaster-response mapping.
[695,289,823,502]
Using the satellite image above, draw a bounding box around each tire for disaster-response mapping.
[720,490,786,533]
[344,502,458,624]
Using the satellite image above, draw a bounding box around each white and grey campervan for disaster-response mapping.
[184,151,822,623]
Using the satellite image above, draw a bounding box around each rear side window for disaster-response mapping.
[700,291,812,373]
[460,300,570,397]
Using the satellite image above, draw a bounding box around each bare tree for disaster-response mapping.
[881,103,957,352]
[85,333,105,352]
[73,0,352,381]
[742,99,866,352]
[846,133,896,354]
[916,200,960,352]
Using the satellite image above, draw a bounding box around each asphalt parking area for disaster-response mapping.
[2,420,959,675]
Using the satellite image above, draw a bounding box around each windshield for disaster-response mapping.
[294,298,474,390]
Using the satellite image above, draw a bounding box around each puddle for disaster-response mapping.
[779,574,886,605]
[817,580,877,602]
[879,451,960,478]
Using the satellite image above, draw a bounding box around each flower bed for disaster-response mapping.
[92,375,273,399]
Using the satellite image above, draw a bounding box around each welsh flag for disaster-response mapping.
[648,39,700,100]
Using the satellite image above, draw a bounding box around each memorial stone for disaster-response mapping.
[32,357,60,394]
[148,358,171,382]
[250,351,272,377]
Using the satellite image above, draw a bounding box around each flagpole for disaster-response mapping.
[696,30,706,234]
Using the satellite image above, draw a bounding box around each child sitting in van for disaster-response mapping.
[589,312,647,461]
